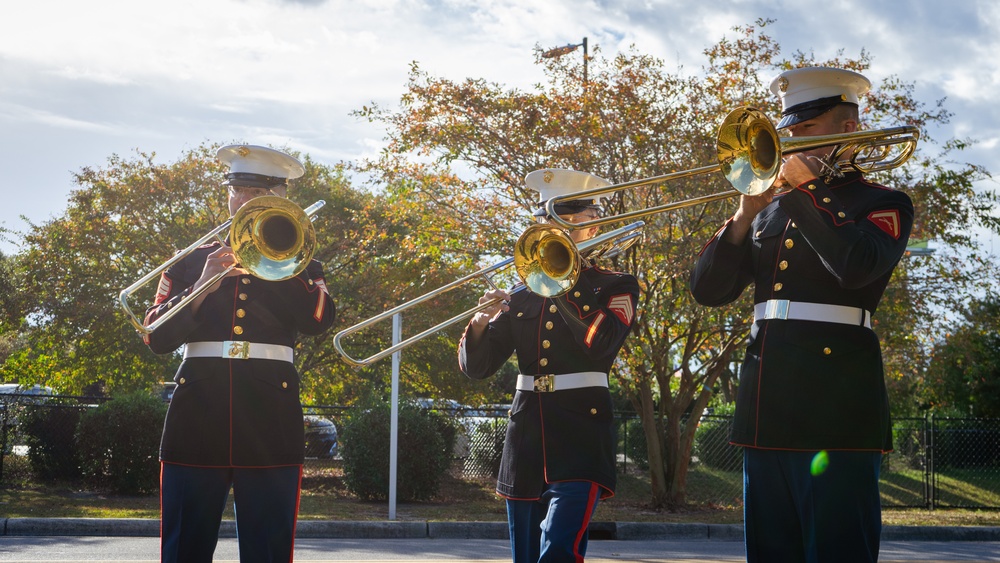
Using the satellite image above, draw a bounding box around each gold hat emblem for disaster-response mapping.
[778,77,789,92]
[237,146,251,157]
[543,171,554,183]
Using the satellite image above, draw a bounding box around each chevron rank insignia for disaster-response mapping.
[868,209,901,240]
[608,294,634,326]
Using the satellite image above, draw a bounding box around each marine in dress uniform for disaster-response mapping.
[459,169,640,563]
[144,145,336,563]
[690,68,913,563]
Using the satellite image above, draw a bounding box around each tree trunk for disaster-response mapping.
[636,379,669,508]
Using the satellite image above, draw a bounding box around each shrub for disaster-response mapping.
[340,400,450,501]
[425,408,459,460]
[76,392,167,494]
[464,418,506,479]
[21,399,85,481]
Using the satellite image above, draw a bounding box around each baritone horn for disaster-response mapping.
[544,106,920,230]
[332,220,644,369]
[118,196,325,335]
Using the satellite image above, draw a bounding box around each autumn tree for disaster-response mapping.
[356,19,997,509]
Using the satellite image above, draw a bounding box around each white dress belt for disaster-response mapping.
[184,341,294,363]
[516,372,608,393]
[754,300,872,329]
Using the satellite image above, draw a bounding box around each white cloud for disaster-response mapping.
[1,0,998,258]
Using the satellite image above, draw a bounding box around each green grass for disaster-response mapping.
[2,456,998,527]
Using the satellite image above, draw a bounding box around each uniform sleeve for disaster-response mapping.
[689,219,756,306]
[552,271,639,362]
[141,254,201,354]
[262,259,336,335]
[779,176,913,289]
[458,309,515,380]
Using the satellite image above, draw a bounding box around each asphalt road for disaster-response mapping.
[2,537,1000,562]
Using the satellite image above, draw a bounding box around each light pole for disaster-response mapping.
[541,37,588,90]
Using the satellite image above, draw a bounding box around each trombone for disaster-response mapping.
[118,196,325,335]
[333,220,644,368]
[544,106,920,230]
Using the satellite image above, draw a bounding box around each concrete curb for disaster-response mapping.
[1,518,997,541]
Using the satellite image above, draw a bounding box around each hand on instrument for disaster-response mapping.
[724,180,784,245]
[469,288,510,332]
[777,153,823,190]
[189,246,247,313]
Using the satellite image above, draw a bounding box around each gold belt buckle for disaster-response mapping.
[533,374,554,393]
[224,340,250,360]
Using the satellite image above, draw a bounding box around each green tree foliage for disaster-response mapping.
[0,252,27,364]
[924,296,1000,417]
[0,142,497,406]
[0,146,225,394]
[354,19,997,508]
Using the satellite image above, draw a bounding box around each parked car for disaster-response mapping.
[158,382,178,403]
[303,415,338,459]
[476,403,512,418]
[0,383,54,400]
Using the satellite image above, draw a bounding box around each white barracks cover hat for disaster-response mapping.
[769,67,871,129]
[217,144,306,189]
[525,168,611,217]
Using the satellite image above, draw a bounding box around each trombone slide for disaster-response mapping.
[333,221,644,369]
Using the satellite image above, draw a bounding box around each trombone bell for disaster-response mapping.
[717,107,781,197]
[231,196,317,281]
[514,224,580,298]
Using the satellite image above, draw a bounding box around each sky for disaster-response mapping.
[1,0,998,257]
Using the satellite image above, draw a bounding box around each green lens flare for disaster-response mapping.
[810,450,830,476]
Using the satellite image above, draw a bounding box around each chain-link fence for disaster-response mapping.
[2,394,998,509]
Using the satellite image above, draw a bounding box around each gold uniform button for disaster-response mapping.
[574,291,581,298]
[823,347,832,355]
[179,378,186,385]
[539,358,549,367]
[755,230,762,238]
[790,223,797,229]
[282,381,288,389]
[784,239,794,249]
[838,212,846,218]
[545,321,554,330]
[239,293,248,301]
[236,309,246,318]
[507,409,513,418]
[823,197,832,203]
[549,305,557,313]
[542,340,551,349]
[583,305,590,312]
[590,408,597,415]
[241,278,251,285]
[807,184,816,190]
[517,312,524,318]
[233,326,244,335]
[308,279,314,286]
[773,283,783,291]
[779,260,789,271]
